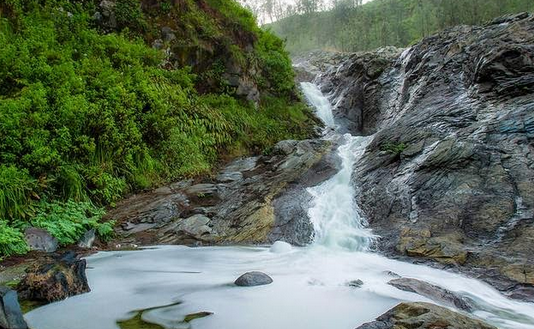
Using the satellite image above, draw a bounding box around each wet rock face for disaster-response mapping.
[308,14,534,299]
[356,302,496,329]
[108,139,334,246]
[18,252,90,303]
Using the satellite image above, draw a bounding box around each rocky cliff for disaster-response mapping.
[305,13,534,300]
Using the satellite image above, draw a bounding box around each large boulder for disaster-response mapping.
[18,252,90,303]
[310,14,534,299]
[356,302,496,329]
[24,228,58,253]
[0,287,27,329]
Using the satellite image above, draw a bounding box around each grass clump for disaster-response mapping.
[381,142,407,156]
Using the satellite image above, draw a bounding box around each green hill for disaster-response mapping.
[0,0,316,258]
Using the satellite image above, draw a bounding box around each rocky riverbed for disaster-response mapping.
[2,11,534,329]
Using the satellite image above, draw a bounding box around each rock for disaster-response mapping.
[273,140,298,155]
[24,227,58,253]
[176,215,212,238]
[183,311,213,323]
[185,184,218,198]
[0,287,28,329]
[269,241,292,253]
[356,302,496,329]
[396,230,468,265]
[77,229,96,249]
[161,26,176,43]
[152,39,164,50]
[388,278,473,311]
[234,271,273,287]
[346,279,364,288]
[18,252,90,303]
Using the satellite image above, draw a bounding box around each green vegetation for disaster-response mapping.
[267,0,534,53]
[0,0,314,258]
[381,142,407,156]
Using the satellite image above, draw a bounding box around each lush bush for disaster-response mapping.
[0,0,314,258]
[0,220,29,260]
[26,200,113,245]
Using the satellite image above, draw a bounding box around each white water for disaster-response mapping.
[25,84,534,329]
[301,82,336,128]
[308,134,375,251]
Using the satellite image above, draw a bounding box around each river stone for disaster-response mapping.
[356,302,496,329]
[234,272,273,287]
[24,227,58,253]
[18,252,90,303]
[0,287,28,329]
[388,278,473,311]
[346,279,364,288]
[77,229,96,249]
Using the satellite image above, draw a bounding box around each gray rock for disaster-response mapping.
[161,27,176,43]
[24,227,58,253]
[346,279,364,288]
[273,140,298,155]
[177,215,212,238]
[185,184,218,197]
[234,272,273,287]
[77,229,96,249]
[0,287,28,329]
[388,278,473,311]
[152,39,164,50]
[216,171,243,183]
[356,302,496,329]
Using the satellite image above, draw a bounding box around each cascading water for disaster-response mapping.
[302,81,374,251]
[308,135,374,251]
[300,82,336,128]
[25,84,534,329]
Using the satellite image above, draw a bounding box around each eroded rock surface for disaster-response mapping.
[108,139,334,246]
[356,302,496,329]
[18,252,90,303]
[306,14,534,299]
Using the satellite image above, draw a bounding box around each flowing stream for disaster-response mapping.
[26,83,534,329]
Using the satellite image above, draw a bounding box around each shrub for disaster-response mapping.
[0,220,29,260]
[28,200,112,246]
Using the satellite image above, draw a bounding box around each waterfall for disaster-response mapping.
[300,82,336,128]
[301,82,375,251]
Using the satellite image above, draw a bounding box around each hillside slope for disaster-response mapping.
[269,0,534,54]
[0,0,316,258]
